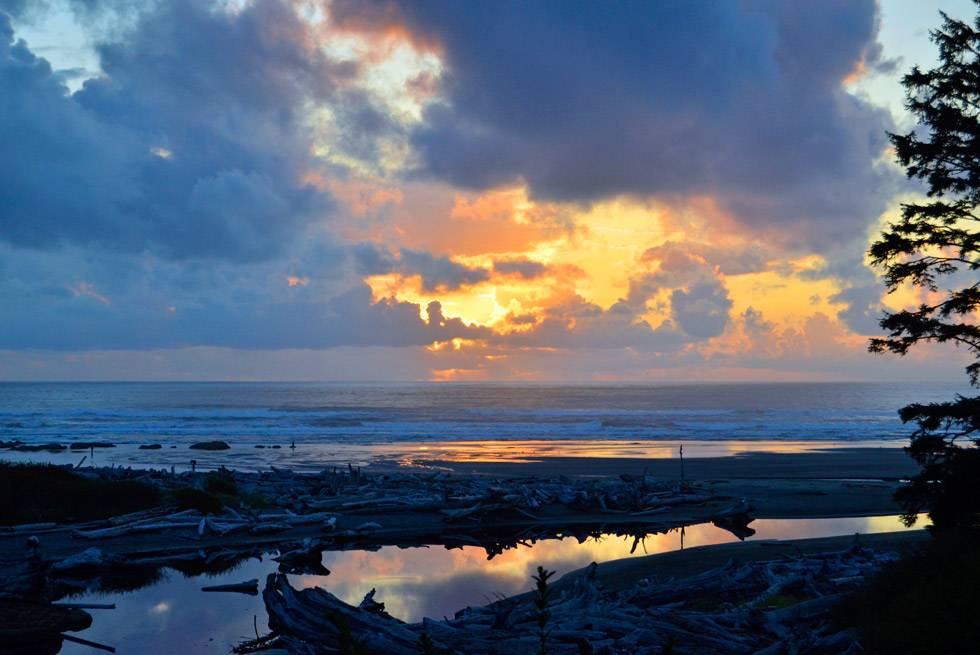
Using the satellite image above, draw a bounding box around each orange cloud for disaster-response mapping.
[70,282,110,306]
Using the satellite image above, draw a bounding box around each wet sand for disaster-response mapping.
[416,446,914,479]
[0,445,924,654]
[0,447,915,574]
[416,446,915,519]
[1,444,915,521]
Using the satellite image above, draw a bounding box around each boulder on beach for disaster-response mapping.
[138,444,163,450]
[189,440,231,451]
[12,443,66,452]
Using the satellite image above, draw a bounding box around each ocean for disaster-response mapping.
[0,381,966,447]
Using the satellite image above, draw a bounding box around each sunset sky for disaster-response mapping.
[0,0,975,381]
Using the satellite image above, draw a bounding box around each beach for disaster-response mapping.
[0,438,924,654]
[0,383,932,653]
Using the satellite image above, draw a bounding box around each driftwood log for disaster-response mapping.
[253,539,893,655]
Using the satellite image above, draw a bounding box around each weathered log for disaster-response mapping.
[262,574,425,655]
[252,545,895,655]
[201,579,259,595]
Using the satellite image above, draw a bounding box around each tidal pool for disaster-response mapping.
[56,514,920,654]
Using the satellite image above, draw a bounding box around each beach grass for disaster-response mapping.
[0,462,161,525]
[838,531,980,654]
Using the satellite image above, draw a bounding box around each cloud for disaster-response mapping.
[500,294,689,352]
[353,243,490,291]
[0,262,487,350]
[492,258,547,279]
[0,1,342,260]
[626,241,735,339]
[0,1,943,382]
[331,0,899,248]
[670,283,733,339]
[69,281,110,305]
[831,283,885,335]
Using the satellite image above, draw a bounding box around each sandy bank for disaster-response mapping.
[417,446,914,479]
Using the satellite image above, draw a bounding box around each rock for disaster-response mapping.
[189,440,231,451]
[138,444,163,450]
[12,443,65,452]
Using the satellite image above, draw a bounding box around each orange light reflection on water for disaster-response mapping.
[297,514,920,622]
[392,438,905,466]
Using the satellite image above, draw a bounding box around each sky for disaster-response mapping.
[0,0,976,382]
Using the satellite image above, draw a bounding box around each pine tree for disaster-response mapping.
[870,4,980,532]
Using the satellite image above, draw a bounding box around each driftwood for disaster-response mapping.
[6,463,756,629]
[0,598,94,651]
[23,462,740,557]
[263,573,423,655]
[273,538,330,575]
[49,548,122,576]
[201,579,259,595]
[59,633,117,653]
[255,540,895,655]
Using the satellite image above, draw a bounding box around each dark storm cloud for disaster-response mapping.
[331,0,898,248]
[500,294,689,352]
[493,258,547,279]
[670,283,734,339]
[831,283,884,335]
[0,245,488,349]
[630,242,735,339]
[352,243,490,291]
[0,1,343,261]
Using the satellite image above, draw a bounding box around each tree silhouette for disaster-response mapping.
[870,4,980,532]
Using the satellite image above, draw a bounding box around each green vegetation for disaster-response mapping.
[171,487,224,515]
[202,469,238,496]
[853,7,980,652]
[417,631,435,655]
[324,610,369,655]
[754,593,803,610]
[0,463,161,525]
[839,534,980,654]
[870,5,980,532]
[532,566,555,655]
[180,469,270,512]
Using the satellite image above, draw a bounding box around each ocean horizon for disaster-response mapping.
[0,380,966,448]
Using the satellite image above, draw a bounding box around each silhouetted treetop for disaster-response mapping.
[870,4,980,532]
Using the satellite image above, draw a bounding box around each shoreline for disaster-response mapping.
[0,444,916,575]
[0,449,924,654]
[0,438,912,472]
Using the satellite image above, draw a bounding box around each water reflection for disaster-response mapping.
[58,514,919,654]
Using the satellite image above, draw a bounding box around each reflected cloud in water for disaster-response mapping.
[59,514,919,653]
